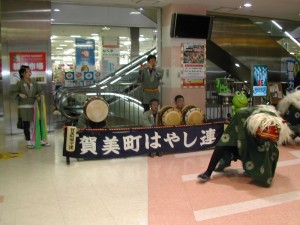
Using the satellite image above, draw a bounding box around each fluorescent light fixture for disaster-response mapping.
[244,81,248,83]
[100,85,107,89]
[125,66,140,75]
[91,33,99,36]
[50,35,57,39]
[244,3,252,7]
[110,77,122,84]
[99,76,111,84]
[290,52,295,55]
[101,93,141,104]
[119,36,128,39]
[53,8,60,12]
[235,63,240,67]
[56,47,63,49]
[139,8,143,11]
[284,31,300,47]
[59,44,67,47]
[64,40,74,43]
[271,20,283,30]
[102,27,110,31]
[70,35,81,38]
[86,93,97,96]
[130,11,141,15]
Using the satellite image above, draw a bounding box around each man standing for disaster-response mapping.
[138,55,164,112]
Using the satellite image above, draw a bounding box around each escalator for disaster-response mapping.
[53,48,157,127]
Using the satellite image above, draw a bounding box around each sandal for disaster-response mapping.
[42,142,50,147]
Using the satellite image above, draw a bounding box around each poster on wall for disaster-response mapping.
[181,44,206,87]
[75,38,95,86]
[9,52,47,84]
[253,65,268,97]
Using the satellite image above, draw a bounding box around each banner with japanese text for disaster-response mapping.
[9,52,47,84]
[181,43,206,87]
[286,59,300,92]
[63,123,224,161]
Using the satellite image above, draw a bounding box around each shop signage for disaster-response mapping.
[9,52,47,84]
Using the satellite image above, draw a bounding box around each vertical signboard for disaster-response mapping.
[253,65,268,97]
[75,38,95,86]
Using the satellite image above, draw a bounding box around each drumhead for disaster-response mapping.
[185,108,204,125]
[162,108,182,126]
[84,97,109,122]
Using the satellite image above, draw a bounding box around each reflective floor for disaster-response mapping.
[1,119,300,225]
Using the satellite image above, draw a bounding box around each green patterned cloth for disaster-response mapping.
[217,107,279,187]
[282,105,300,137]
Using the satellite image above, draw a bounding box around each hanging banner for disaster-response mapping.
[253,65,268,97]
[75,38,95,86]
[181,44,206,87]
[63,123,224,163]
[9,52,47,84]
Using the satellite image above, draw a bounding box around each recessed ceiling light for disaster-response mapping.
[244,3,252,7]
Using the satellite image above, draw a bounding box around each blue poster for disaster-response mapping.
[253,65,268,97]
[75,38,95,73]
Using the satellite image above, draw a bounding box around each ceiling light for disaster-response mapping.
[51,18,55,22]
[91,33,99,36]
[244,3,252,7]
[130,11,141,15]
[290,52,295,55]
[271,20,283,30]
[102,27,110,31]
[139,8,143,11]
[284,31,300,47]
[235,63,240,67]
[59,44,67,46]
[70,35,81,38]
[64,40,74,43]
[56,47,63,49]
[53,8,60,12]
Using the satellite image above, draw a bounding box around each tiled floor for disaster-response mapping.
[1,120,300,225]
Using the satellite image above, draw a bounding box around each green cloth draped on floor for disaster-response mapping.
[217,107,280,187]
